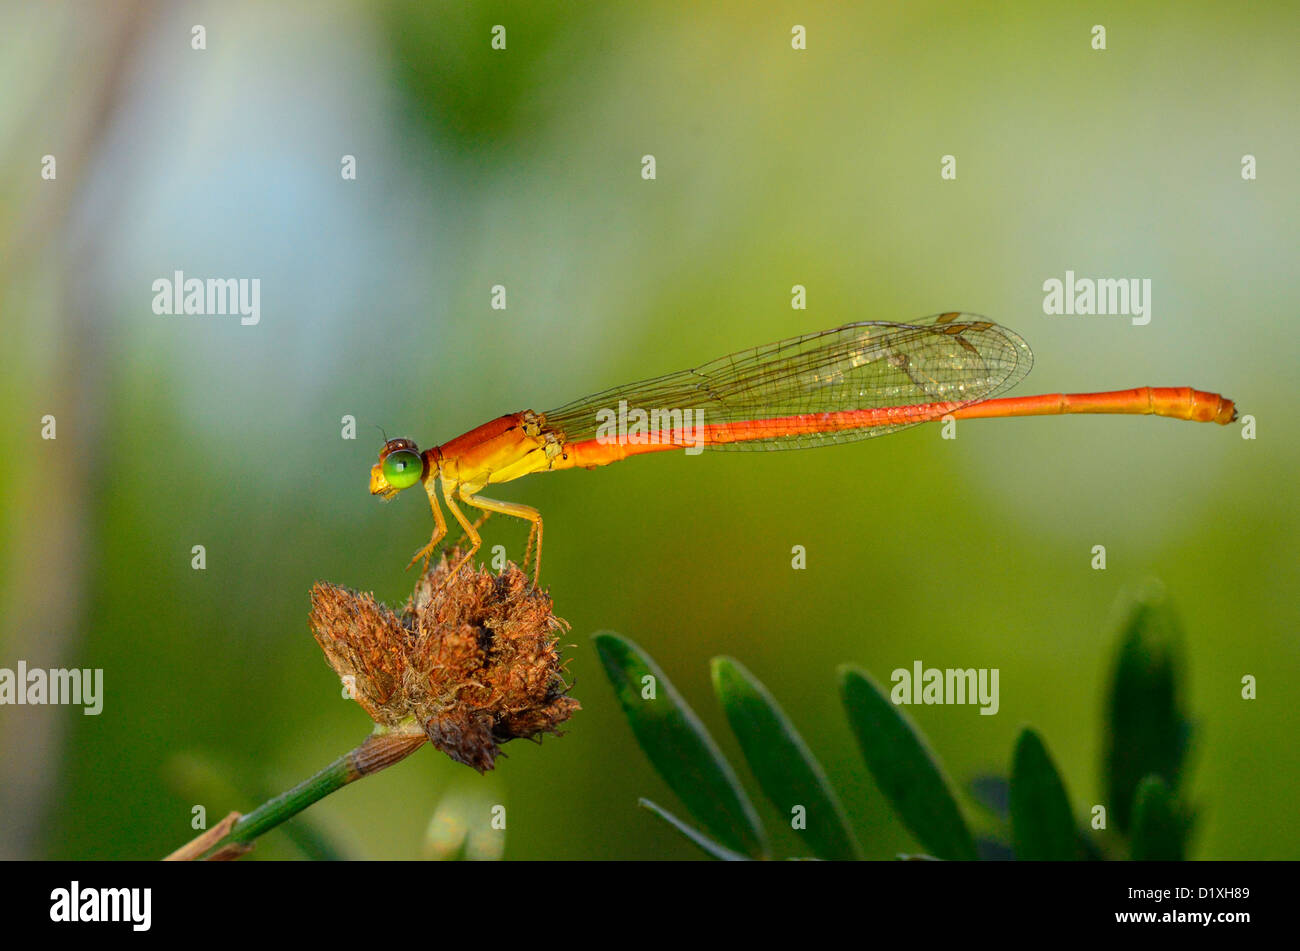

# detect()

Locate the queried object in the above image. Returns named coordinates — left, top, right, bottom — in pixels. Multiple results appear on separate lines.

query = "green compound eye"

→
left=381, top=448, right=422, bottom=489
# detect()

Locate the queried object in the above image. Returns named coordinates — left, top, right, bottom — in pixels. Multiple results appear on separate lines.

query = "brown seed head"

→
left=309, top=550, right=579, bottom=772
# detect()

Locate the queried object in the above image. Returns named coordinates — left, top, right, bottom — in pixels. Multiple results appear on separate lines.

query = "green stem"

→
left=190, top=727, right=427, bottom=858
left=226, top=753, right=358, bottom=846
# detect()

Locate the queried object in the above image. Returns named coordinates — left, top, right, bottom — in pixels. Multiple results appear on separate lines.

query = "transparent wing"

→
left=541, top=313, right=1033, bottom=451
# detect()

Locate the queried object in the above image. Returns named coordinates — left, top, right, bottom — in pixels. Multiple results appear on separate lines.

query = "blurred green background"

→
left=1, top=0, right=1295, bottom=860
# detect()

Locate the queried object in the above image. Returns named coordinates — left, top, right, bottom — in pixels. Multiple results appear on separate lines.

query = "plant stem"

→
left=168, top=728, right=427, bottom=860
left=226, top=753, right=356, bottom=845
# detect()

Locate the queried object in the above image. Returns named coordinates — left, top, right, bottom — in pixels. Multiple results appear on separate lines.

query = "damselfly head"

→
left=370, top=437, right=425, bottom=499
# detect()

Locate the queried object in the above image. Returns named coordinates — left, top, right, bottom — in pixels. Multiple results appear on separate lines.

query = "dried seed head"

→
left=309, top=550, right=579, bottom=772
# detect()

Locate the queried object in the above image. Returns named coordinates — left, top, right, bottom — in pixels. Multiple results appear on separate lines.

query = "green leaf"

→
left=711, top=656, right=862, bottom=860
left=1104, top=583, right=1192, bottom=833
left=593, top=632, right=768, bottom=858
left=975, top=838, right=1015, bottom=861
left=838, top=665, right=977, bottom=861
left=638, top=799, right=749, bottom=861
left=1130, top=775, right=1190, bottom=860
left=423, top=787, right=506, bottom=861
left=969, top=775, right=1010, bottom=819
left=1010, top=727, right=1080, bottom=860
